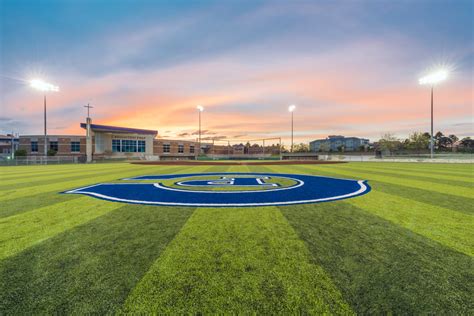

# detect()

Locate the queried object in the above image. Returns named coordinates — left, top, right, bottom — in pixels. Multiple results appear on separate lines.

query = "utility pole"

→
left=11, top=131, right=14, bottom=159
left=196, top=105, right=204, bottom=157
left=288, top=105, right=296, bottom=153
left=430, top=86, right=434, bottom=159
left=44, top=94, right=47, bottom=162
left=84, top=103, right=94, bottom=163
left=291, top=110, right=294, bottom=152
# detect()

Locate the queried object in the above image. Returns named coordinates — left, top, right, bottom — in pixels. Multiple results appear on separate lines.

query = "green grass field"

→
left=0, top=162, right=473, bottom=314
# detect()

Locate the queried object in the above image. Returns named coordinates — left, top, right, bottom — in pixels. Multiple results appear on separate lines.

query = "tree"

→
left=460, top=137, right=474, bottom=149
left=14, top=149, right=27, bottom=157
left=437, top=136, right=452, bottom=149
left=422, top=132, right=431, bottom=139
left=319, top=142, right=330, bottom=152
left=378, top=133, right=401, bottom=154
left=449, top=134, right=459, bottom=149
left=293, top=143, right=310, bottom=153
left=407, top=132, right=430, bottom=153
left=47, top=149, right=57, bottom=156
left=434, top=131, right=451, bottom=149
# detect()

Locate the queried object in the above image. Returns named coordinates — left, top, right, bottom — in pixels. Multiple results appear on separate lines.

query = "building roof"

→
left=310, top=136, right=369, bottom=143
left=80, top=123, right=158, bottom=136
left=0, top=135, right=19, bottom=141
left=19, top=135, right=84, bottom=138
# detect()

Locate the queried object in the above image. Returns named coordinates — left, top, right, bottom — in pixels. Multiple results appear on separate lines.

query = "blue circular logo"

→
left=64, top=173, right=370, bottom=207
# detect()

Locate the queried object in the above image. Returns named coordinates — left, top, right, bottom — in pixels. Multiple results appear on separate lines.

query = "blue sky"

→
left=1, top=0, right=472, bottom=142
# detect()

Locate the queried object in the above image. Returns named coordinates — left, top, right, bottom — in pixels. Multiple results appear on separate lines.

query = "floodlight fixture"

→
left=30, top=79, right=59, bottom=92
left=418, top=70, right=448, bottom=85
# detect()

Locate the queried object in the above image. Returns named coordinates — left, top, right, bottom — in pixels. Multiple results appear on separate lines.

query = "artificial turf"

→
left=0, top=162, right=472, bottom=314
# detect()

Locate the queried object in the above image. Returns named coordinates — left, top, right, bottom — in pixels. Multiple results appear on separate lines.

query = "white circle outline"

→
left=64, top=180, right=368, bottom=207
left=158, top=175, right=304, bottom=194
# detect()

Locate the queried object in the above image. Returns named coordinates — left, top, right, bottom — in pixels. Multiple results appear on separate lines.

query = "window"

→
left=190, top=145, right=195, bottom=154
left=31, top=141, right=38, bottom=152
left=137, top=140, right=146, bottom=153
left=122, top=140, right=137, bottom=152
left=178, top=144, right=184, bottom=153
left=71, top=141, right=80, bottom=152
left=50, top=141, right=58, bottom=152
left=112, top=139, right=121, bottom=152
left=163, top=144, right=170, bottom=153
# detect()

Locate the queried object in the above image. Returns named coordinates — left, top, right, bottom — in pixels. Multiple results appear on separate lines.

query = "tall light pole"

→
left=197, top=105, right=204, bottom=156
left=288, top=105, right=296, bottom=152
left=419, top=70, right=448, bottom=159
left=30, top=79, right=59, bottom=161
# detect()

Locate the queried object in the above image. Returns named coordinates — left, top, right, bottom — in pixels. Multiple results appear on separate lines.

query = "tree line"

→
left=378, top=132, right=473, bottom=154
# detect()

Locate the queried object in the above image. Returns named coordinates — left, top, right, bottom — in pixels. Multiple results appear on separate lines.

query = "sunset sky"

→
left=1, top=0, right=472, bottom=144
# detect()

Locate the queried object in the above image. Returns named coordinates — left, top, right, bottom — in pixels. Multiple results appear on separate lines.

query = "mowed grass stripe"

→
left=284, top=164, right=474, bottom=215
left=0, top=166, right=150, bottom=191
left=347, top=190, right=474, bottom=256
left=305, top=165, right=472, bottom=198
left=0, top=163, right=126, bottom=179
left=0, top=165, right=221, bottom=219
left=0, top=164, right=184, bottom=218
left=0, top=163, right=183, bottom=192
left=336, top=163, right=474, bottom=183
left=0, top=164, right=216, bottom=259
left=360, top=163, right=474, bottom=177
left=0, top=164, right=134, bottom=185
left=371, top=162, right=473, bottom=170
left=279, top=202, right=473, bottom=314
left=0, top=191, right=83, bottom=219
left=340, top=163, right=474, bottom=180
left=122, top=206, right=352, bottom=314
left=262, top=164, right=473, bottom=255
left=0, top=205, right=195, bottom=315
left=333, top=166, right=473, bottom=188
left=0, top=165, right=191, bottom=201
left=0, top=163, right=185, bottom=182
left=0, top=197, right=123, bottom=260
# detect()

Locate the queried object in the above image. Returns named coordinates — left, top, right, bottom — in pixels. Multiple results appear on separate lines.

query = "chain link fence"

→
left=318, top=152, right=473, bottom=163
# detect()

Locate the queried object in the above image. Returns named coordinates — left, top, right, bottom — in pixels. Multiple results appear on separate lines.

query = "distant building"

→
left=310, top=135, right=369, bottom=152
left=18, top=122, right=198, bottom=161
left=0, top=134, right=19, bottom=157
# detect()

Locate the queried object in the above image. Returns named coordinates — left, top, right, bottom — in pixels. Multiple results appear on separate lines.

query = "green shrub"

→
left=47, top=149, right=57, bottom=156
left=14, top=149, right=27, bottom=157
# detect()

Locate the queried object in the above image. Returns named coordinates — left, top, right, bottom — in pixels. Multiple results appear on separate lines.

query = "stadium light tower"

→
left=418, top=69, right=448, bottom=159
left=197, top=105, right=204, bottom=156
left=288, top=105, right=296, bottom=152
left=30, top=79, right=59, bottom=160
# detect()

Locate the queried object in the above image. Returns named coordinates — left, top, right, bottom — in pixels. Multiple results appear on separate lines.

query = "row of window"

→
left=31, top=141, right=81, bottom=153
left=162, top=144, right=194, bottom=153
left=29, top=141, right=196, bottom=154
left=112, top=139, right=146, bottom=153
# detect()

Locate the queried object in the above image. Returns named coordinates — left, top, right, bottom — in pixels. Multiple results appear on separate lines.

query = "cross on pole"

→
left=84, top=103, right=93, bottom=118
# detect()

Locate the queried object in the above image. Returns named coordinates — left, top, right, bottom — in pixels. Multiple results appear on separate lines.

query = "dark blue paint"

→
left=65, top=173, right=370, bottom=207
left=179, top=176, right=277, bottom=187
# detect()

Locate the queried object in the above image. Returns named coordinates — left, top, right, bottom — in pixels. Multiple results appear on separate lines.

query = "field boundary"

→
left=131, top=160, right=346, bottom=166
